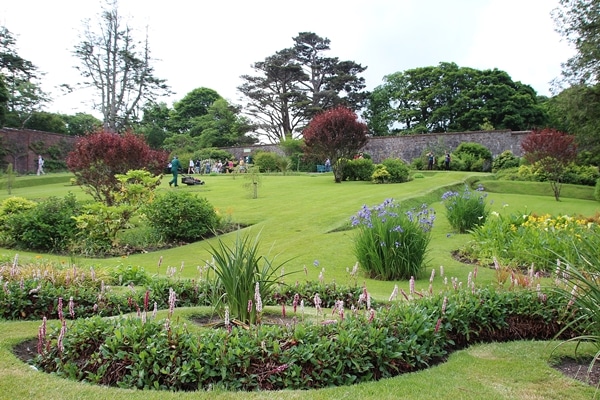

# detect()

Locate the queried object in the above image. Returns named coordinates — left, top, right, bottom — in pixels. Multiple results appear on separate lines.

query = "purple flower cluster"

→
left=351, top=199, right=435, bottom=233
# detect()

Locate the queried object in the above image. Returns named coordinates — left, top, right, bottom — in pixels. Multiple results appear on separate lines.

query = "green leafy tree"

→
left=0, top=26, right=48, bottom=128
left=192, top=98, right=256, bottom=147
left=168, top=87, right=221, bottom=134
left=553, top=0, right=600, bottom=85
left=137, top=102, right=171, bottom=148
left=303, top=106, right=368, bottom=183
left=70, top=0, right=171, bottom=132
left=0, top=76, right=8, bottom=126
left=521, top=128, right=577, bottom=201
left=66, top=129, right=168, bottom=205
left=550, top=1, right=600, bottom=165
left=239, top=32, right=368, bottom=143
left=61, top=112, right=103, bottom=136
left=238, top=48, right=308, bottom=143
left=22, top=111, right=67, bottom=133
left=366, top=62, right=547, bottom=135
left=292, top=32, right=368, bottom=116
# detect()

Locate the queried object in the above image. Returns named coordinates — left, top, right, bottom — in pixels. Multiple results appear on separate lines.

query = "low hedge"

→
left=32, top=287, right=581, bottom=391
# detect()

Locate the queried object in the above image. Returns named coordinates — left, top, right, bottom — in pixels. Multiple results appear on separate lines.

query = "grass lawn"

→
left=0, top=171, right=599, bottom=399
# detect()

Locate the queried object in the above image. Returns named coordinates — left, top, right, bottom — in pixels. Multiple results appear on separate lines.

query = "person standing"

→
left=188, top=159, right=195, bottom=174
left=427, top=152, right=435, bottom=170
left=325, top=158, right=331, bottom=172
left=169, top=156, right=181, bottom=187
left=444, top=152, right=451, bottom=170
left=37, top=155, right=45, bottom=175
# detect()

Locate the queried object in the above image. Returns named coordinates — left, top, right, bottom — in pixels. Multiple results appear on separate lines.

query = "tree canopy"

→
left=521, top=128, right=577, bottom=201
left=303, top=106, right=368, bottom=183
left=66, top=130, right=168, bottom=205
left=238, top=32, right=368, bottom=143
left=0, top=26, right=48, bottom=128
left=550, top=0, right=600, bottom=165
left=70, top=0, right=171, bottom=132
left=553, top=0, right=600, bottom=85
left=366, top=62, right=548, bottom=135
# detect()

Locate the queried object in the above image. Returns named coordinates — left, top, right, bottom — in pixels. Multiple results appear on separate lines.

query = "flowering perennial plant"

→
left=351, top=199, right=435, bottom=280
left=441, top=184, right=490, bottom=233
left=467, top=211, right=600, bottom=272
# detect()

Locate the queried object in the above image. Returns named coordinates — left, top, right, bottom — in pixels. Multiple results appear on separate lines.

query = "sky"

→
left=1, top=0, right=574, bottom=118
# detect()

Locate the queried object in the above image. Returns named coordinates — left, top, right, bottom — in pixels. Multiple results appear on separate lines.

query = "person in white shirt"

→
left=37, top=155, right=45, bottom=175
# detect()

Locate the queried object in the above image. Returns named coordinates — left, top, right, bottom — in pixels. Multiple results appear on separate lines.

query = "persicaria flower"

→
left=168, top=288, right=176, bottom=317
left=293, top=293, right=300, bottom=313
left=389, top=285, right=398, bottom=301
left=57, top=319, right=67, bottom=353
left=409, top=276, right=415, bottom=294
left=368, top=308, right=375, bottom=322
left=37, top=317, right=47, bottom=354
left=313, top=293, right=322, bottom=315
left=144, top=290, right=150, bottom=312
left=430, top=269, right=435, bottom=283
left=254, top=282, right=263, bottom=313
left=68, top=296, right=75, bottom=319
left=224, top=306, right=230, bottom=332
left=57, top=297, right=64, bottom=321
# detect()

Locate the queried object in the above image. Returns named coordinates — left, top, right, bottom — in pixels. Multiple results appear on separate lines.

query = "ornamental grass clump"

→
left=441, top=184, right=490, bottom=233
left=351, top=199, right=435, bottom=280
left=208, top=232, right=294, bottom=325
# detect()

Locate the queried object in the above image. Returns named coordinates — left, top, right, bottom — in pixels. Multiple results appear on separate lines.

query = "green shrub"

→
left=71, top=202, right=135, bottom=257
left=5, top=193, right=81, bottom=252
left=0, top=196, right=37, bottom=246
left=351, top=199, right=435, bottom=280
left=110, top=264, right=152, bottom=286
left=410, top=157, right=425, bottom=170
left=144, top=191, right=218, bottom=242
left=453, top=142, right=492, bottom=172
left=441, top=185, right=490, bottom=234
left=343, top=158, right=375, bottom=181
left=492, top=150, right=520, bottom=171
left=562, top=163, right=600, bottom=186
left=371, top=165, right=391, bottom=183
left=381, top=158, right=411, bottom=183
left=253, top=151, right=288, bottom=173
left=595, top=178, right=600, bottom=201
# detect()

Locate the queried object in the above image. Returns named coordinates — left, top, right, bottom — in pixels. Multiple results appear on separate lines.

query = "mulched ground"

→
left=552, top=358, right=600, bottom=387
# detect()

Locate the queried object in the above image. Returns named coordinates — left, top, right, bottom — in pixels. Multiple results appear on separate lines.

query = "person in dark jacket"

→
left=169, top=156, right=182, bottom=187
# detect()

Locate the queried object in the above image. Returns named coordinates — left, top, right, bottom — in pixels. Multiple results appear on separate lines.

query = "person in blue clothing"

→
left=169, top=156, right=182, bottom=187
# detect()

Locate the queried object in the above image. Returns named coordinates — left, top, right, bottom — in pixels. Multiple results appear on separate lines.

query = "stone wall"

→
left=221, top=130, right=530, bottom=164
left=0, top=128, right=530, bottom=174
left=0, top=128, right=78, bottom=173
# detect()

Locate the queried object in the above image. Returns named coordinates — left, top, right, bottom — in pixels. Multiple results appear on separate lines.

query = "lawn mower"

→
left=180, top=173, right=205, bottom=186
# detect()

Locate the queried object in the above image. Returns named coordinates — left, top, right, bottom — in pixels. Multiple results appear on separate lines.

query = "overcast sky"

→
left=1, top=0, right=573, bottom=118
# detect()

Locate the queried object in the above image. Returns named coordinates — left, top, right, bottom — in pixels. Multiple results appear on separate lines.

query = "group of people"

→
left=427, top=151, right=452, bottom=170
left=167, top=156, right=250, bottom=187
